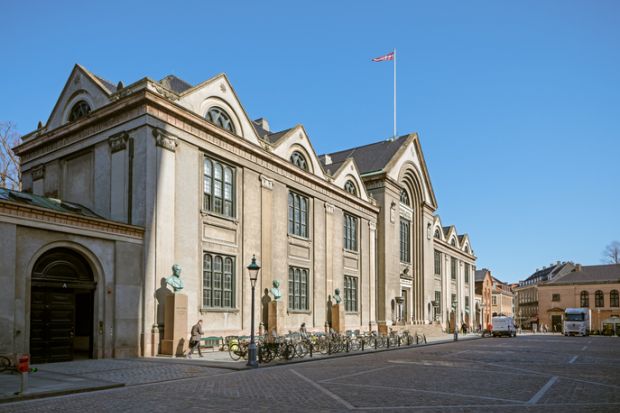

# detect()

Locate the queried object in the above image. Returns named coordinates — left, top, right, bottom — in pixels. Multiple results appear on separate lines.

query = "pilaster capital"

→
left=368, top=221, right=377, bottom=231
left=108, top=131, right=129, bottom=153
left=32, top=165, right=45, bottom=181
left=325, top=203, right=335, bottom=214
left=153, top=128, right=178, bottom=152
left=260, top=175, right=273, bottom=190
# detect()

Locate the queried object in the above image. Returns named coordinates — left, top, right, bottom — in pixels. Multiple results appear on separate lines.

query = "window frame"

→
left=205, top=106, right=235, bottom=133
left=434, top=250, right=441, bottom=276
left=595, top=290, right=604, bottom=307
left=288, top=191, right=309, bottom=238
left=203, top=252, right=235, bottom=310
left=552, top=293, right=561, bottom=302
left=68, top=100, right=91, bottom=122
left=288, top=266, right=309, bottom=311
left=343, top=213, right=358, bottom=252
left=290, top=151, right=309, bottom=171
left=451, top=257, right=457, bottom=280
left=399, top=218, right=411, bottom=263
left=344, top=180, right=357, bottom=196
left=580, top=291, right=589, bottom=307
left=344, top=275, right=358, bottom=312
left=610, top=290, right=619, bottom=307
left=203, top=155, right=235, bottom=218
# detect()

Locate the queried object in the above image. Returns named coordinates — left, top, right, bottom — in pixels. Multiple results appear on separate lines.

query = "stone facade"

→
left=6, top=64, right=477, bottom=360
left=475, top=269, right=493, bottom=329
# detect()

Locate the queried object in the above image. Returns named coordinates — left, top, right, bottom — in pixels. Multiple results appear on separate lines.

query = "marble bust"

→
left=333, top=288, right=342, bottom=304
left=270, top=280, right=282, bottom=301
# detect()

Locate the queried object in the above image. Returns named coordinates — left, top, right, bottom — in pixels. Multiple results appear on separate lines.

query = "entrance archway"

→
left=30, top=247, right=96, bottom=363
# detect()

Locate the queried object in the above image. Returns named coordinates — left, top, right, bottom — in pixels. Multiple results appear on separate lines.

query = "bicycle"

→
left=0, top=355, right=12, bottom=373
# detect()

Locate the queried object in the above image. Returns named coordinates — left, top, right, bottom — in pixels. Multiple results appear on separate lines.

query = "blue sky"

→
left=2, top=1, right=619, bottom=282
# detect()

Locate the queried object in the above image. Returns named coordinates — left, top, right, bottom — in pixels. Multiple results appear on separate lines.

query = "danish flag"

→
left=372, top=51, right=395, bottom=62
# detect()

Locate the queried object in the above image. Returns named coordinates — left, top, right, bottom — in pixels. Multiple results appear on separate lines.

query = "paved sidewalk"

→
left=0, top=333, right=479, bottom=403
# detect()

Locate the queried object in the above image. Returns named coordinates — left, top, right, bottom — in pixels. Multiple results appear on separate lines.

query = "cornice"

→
left=0, top=200, right=144, bottom=240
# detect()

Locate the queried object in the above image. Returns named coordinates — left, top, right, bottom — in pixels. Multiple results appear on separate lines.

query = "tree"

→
left=0, top=121, right=21, bottom=190
left=603, top=241, right=620, bottom=264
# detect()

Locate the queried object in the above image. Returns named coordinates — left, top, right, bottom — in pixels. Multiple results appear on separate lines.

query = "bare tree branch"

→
left=603, top=241, right=620, bottom=264
left=0, top=121, right=22, bottom=190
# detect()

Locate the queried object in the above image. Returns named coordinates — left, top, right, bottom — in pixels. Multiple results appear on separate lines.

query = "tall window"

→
left=288, top=192, right=309, bottom=237
left=290, top=151, right=308, bottom=171
left=206, top=107, right=235, bottom=133
left=595, top=290, right=604, bottom=307
left=434, top=291, right=441, bottom=320
left=611, top=290, right=619, bottom=307
left=344, top=275, right=358, bottom=312
left=344, top=180, right=357, bottom=196
left=464, top=263, right=470, bottom=284
left=203, top=253, right=234, bottom=308
left=204, top=157, right=234, bottom=217
left=288, top=266, right=309, bottom=311
left=552, top=294, right=560, bottom=302
left=344, top=213, right=358, bottom=251
left=451, top=257, right=457, bottom=280
left=434, top=250, right=441, bottom=276
left=580, top=291, right=589, bottom=307
left=400, top=189, right=410, bottom=206
left=451, top=294, right=457, bottom=308
left=492, top=295, right=497, bottom=306
left=465, top=296, right=470, bottom=310
left=68, top=100, right=91, bottom=122
left=400, top=219, right=410, bottom=263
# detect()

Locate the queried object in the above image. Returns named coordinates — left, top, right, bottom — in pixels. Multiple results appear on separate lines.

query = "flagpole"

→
left=393, top=48, right=397, bottom=139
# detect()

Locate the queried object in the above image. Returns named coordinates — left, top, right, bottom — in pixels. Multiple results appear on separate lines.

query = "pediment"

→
left=329, top=158, right=370, bottom=202
left=176, top=74, right=260, bottom=145
left=270, top=125, right=326, bottom=180
left=46, top=64, right=114, bottom=131
left=385, top=134, right=437, bottom=209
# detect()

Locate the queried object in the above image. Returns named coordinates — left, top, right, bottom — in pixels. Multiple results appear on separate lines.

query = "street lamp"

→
left=247, top=255, right=260, bottom=368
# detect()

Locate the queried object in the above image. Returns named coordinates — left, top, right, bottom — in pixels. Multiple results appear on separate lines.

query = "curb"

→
left=0, top=382, right=124, bottom=404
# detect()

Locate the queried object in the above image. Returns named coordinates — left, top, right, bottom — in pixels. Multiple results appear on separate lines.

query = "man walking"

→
left=187, top=319, right=204, bottom=358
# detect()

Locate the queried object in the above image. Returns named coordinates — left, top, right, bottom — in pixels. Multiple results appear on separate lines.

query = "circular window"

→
left=68, top=100, right=91, bottom=122
left=290, top=151, right=308, bottom=171
left=206, top=107, right=235, bottom=133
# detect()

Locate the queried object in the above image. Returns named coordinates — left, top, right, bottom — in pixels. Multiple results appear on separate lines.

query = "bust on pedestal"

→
left=267, top=280, right=286, bottom=338
left=331, top=288, right=346, bottom=334
left=161, top=264, right=189, bottom=356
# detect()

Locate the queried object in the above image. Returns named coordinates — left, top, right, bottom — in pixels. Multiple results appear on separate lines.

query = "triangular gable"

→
left=329, top=157, right=370, bottom=202
left=176, top=73, right=260, bottom=145
left=269, top=125, right=326, bottom=180
left=444, top=226, right=459, bottom=247
left=459, top=234, right=472, bottom=254
left=432, top=216, right=445, bottom=241
left=46, top=64, right=113, bottom=131
left=384, top=134, right=438, bottom=209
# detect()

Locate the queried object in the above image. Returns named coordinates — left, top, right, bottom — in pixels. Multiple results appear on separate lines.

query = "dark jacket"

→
left=191, top=323, right=204, bottom=342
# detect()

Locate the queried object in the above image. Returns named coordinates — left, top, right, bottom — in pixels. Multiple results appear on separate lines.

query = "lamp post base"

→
left=246, top=342, right=258, bottom=368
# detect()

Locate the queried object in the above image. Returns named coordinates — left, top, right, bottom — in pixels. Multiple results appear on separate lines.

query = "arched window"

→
left=290, top=151, right=308, bottom=171
left=595, top=290, right=604, bottom=307
left=68, top=100, right=91, bottom=122
left=580, top=291, right=589, bottom=307
left=399, top=189, right=410, bottom=206
left=611, top=290, right=619, bottom=307
left=205, top=107, right=235, bottom=133
left=451, top=238, right=456, bottom=246
left=344, top=180, right=357, bottom=196
left=434, top=228, right=441, bottom=239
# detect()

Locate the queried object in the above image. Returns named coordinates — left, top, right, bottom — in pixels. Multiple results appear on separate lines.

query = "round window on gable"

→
left=290, top=151, right=308, bottom=171
left=206, top=107, right=235, bottom=133
left=344, top=180, right=357, bottom=196
left=68, top=100, right=91, bottom=122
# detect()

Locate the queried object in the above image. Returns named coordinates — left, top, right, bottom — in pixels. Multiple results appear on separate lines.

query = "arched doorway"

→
left=30, top=247, right=96, bottom=363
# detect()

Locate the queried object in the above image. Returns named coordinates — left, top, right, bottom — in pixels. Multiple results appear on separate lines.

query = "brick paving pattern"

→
left=2, top=335, right=620, bottom=412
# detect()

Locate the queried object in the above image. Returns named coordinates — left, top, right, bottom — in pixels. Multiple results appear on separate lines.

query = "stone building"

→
left=538, top=264, right=620, bottom=333
left=490, top=276, right=514, bottom=317
left=2, top=64, right=476, bottom=362
left=513, top=262, right=574, bottom=329
left=475, top=268, right=493, bottom=329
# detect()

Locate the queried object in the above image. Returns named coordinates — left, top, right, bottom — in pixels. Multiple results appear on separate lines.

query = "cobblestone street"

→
left=3, top=335, right=620, bottom=412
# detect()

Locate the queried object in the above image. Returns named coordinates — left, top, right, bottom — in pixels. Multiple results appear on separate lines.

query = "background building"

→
left=491, top=276, right=514, bottom=317
left=475, top=269, right=493, bottom=329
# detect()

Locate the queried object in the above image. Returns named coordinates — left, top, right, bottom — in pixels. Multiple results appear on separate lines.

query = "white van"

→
left=492, top=316, right=517, bottom=337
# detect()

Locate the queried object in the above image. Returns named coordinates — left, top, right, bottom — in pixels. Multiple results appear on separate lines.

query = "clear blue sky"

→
left=2, top=1, right=619, bottom=283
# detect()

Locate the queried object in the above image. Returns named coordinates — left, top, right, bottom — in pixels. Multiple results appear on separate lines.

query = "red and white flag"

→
left=372, top=51, right=395, bottom=62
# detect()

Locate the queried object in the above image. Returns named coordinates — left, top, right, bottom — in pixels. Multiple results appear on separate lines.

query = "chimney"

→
left=323, top=154, right=333, bottom=165
left=254, top=118, right=270, bottom=133
left=575, top=264, right=582, bottom=272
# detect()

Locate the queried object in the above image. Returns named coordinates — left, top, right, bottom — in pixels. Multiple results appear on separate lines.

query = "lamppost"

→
left=247, top=255, right=260, bottom=368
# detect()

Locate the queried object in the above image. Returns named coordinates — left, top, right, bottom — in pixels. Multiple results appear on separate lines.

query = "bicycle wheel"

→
left=0, top=356, right=11, bottom=373
left=228, top=341, right=241, bottom=361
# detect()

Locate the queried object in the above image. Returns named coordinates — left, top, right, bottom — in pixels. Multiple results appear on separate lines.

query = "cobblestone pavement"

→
left=3, top=335, right=620, bottom=412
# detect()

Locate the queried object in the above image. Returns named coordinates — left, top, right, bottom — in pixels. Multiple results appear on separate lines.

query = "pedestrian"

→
left=187, top=319, right=204, bottom=358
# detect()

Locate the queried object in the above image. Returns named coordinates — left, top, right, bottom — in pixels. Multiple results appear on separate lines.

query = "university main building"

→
left=1, top=65, right=476, bottom=362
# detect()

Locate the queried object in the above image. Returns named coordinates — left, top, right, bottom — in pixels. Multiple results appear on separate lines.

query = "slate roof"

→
left=94, top=75, right=117, bottom=94
left=262, top=128, right=293, bottom=145
left=546, top=264, right=620, bottom=285
left=442, top=226, right=452, bottom=236
left=159, top=75, right=193, bottom=94
left=0, top=188, right=102, bottom=219
left=475, top=269, right=489, bottom=282
left=319, top=135, right=409, bottom=175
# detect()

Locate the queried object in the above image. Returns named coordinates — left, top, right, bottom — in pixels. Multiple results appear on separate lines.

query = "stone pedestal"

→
left=267, top=300, right=286, bottom=337
left=377, top=322, right=389, bottom=336
left=161, top=293, right=188, bottom=356
left=331, top=303, right=345, bottom=334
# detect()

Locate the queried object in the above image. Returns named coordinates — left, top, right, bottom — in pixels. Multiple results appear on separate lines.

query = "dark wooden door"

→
left=30, top=288, right=75, bottom=364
